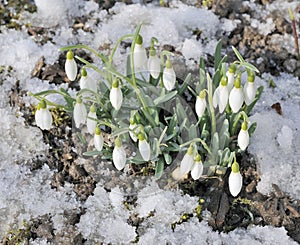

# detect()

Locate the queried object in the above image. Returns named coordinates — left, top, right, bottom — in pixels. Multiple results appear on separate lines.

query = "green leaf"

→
left=164, top=153, right=172, bottom=165
left=83, top=150, right=101, bottom=156
left=214, top=40, right=222, bottom=72
left=232, top=46, right=245, bottom=63
left=244, top=85, right=264, bottom=115
left=248, top=122, right=257, bottom=136
left=211, top=132, right=219, bottom=157
left=242, top=62, right=260, bottom=74
left=178, top=73, right=191, bottom=95
left=219, top=119, right=230, bottom=150
left=188, top=124, right=198, bottom=140
left=110, top=127, right=129, bottom=138
left=154, top=91, right=178, bottom=106
left=155, top=158, right=165, bottom=179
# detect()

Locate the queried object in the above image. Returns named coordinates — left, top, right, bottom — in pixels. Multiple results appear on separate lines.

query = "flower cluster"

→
left=31, top=24, right=262, bottom=198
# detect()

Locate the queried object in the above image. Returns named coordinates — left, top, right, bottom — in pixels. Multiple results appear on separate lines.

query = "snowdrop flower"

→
left=87, top=104, right=97, bottom=134
left=110, top=78, right=123, bottom=110
left=214, top=76, right=229, bottom=113
left=163, top=59, right=176, bottom=91
left=195, top=90, right=206, bottom=119
left=229, top=161, right=243, bottom=197
left=226, top=63, right=236, bottom=91
left=79, top=67, right=97, bottom=92
left=148, top=46, right=161, bottom=79
left=229, top=75, right=244, bottom=113
left=138, top=133, right=151, bottom=161
left=133, top=34, right=147, bottom=72
left=112, top=137, right=126, bottom=170
left=73, top=97, right=87, bottom=128
left=35, top=100, right=53, bottom=130
left=65, top=50, right=77, bottom=81
left=238, top=121, right=249, bottom=151
left=191, top=154, right=203, bottom=180
left=129, top=117, right=138, bottom=142
left=180, top=144, right=195, bottom=175
left=244, top=71, right=257, bottom=105
left=94, top=126, right=104, bottom=151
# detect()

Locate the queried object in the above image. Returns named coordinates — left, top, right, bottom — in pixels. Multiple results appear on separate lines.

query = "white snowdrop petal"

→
left=226, top=71, right=235, bottom=91
left=110, top=87, right=123, bottom=110
left=191, top=162, right=203, bottom=180
left=133, top=44, right=147, bottom=71
left=163, top=67, right=176, bottom=91
left=218, top=85, right=229, bottom=113
left=213, top=86, right=219, bottom=108
left=238, top=129, right=249, bottom=151
left=180, top=154, right=194, bottom=175
left=244, top=82, right=257, bottom=105
left=41, top=108, right=53, bottom=130
left=129, top=124, right=137, bottom=142
left=87, top=111, right=97, bottom=134
left=74, top=103, right=87, bottom=128
left=80, top=76, right=97, bottom=92
left=229, top=87, right=244, bottom=113
left=148, top=55, right=161, bottom=79
left=195, top=97, right=206, bottom=118
left=94, top=134, right=104, bottom=151
left=65, top=59, right=77, bottom=81
left=112, top=146, right=126, bottom=170
left=139, top=139, right=151, bottom=161
left=35, top=109, right=42, bottom=128
left=229, top=171, right=243, bottom=197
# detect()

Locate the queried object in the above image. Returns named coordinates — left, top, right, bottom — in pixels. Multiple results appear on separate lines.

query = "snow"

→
left=0, top=0, right=299, bottom=244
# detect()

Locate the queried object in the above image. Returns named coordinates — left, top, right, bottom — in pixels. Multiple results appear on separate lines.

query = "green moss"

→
left=3, top=221, right=31, bottom=245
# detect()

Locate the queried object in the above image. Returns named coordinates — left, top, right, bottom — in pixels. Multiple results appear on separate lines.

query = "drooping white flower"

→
left=133, top=35, right=147, bottom=72
left=213, top=86, right=220, bottom=108
left=244, top=72, right=257, bottom=105
left=73, top=97, right=87, bottom=128
left=79, top=67, right=97, bottom=92
left=129, top=118, right=138, bottom=142
left=195, top=90, right=206, bottom=119
left=180, top=145, right=194, bottom=175
left=65, top=50, right=77, bottom=81
left=112, top=137, right=126, bottom=170
left=229, top=161, right=243, bottom=197
left=191, top=154, right=203, bottom=180
left=148, top=47, right=161, bottom=79
left=229, top=76, right=244, bottom=113
left=138, top=133, right=151, bottom=161
left=110, top=78, right=123, bottom=110
left=94, top=126, right=104, bottom=151
left=35, top=100, right=53, bottom=130
left=87, top=105, right=97, bottom=134
left=163, top=59, right=176, bottom=91
left=226, top=63, right=236, bottom=91
left=238, top=121, right=249, bottom=151
left=217, top=76, right=229, bottom=113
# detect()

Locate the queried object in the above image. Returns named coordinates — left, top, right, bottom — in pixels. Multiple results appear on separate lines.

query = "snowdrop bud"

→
left=163, top=59, right=176, bottom=91
left=87, top=105, right=97, bottom=134
left=218, top=76, right=229, bottom=113
left=229, top=161, right=243, bottom=197
left=79, top=67, right=97, bottom=92
left=65, top=50, right=77, bottom=81
left=110, top=78, right=123, bottom=110
left=226, top=63, right=236, bottom=90
left=244, top=72, right=257, bottom=106
left=180, top=144, right=194, bottom=175
left=129, top=118, right=138, bottom=142
left=73, top=97, right=87, bottom=128
left=133, top=35, right=147, bottom=71
left=148, top=47, right=161, bottom=79
left=138, top=133, right=151, bottom=161
left=238, top=121, right=249, bottom=151
left=195, top=90, right=206, bottom=119
left=112, top=137, right=126, bottom=170
left=191, top=154, right=203, bottom=180
left=229, top=76, right=244, bottom=113
left=35, top=100, right=53, bottom=130
left=94, top=126, right=104, bottom=151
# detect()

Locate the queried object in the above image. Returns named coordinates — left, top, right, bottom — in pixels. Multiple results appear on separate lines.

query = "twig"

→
left=289, top=8, right=299, bottom=59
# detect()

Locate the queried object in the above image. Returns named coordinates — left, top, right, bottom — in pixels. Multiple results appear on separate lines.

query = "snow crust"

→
left=0, top=0, right=299, bottom=244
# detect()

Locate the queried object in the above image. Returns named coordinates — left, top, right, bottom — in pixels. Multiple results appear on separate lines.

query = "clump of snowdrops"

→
left=30, top=24, right=262, bottom=197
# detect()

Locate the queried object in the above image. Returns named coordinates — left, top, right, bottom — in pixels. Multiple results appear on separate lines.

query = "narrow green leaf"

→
left=248, top=122, right=257, bottom=136
left=214, top=40, right=222, bottom=72
left=155, top=158, right=165, bottom=179
left=154, top=91, right=178, bottom=106
left=232, top=46, right=245, bottom=63
left=211, top=132, right=219, bottom=156
left=110, top=127, right=129, bottom=138
left=244, top=85, right=264, bottom=115
left=242, top=62, right=260, bottom=74
left=178, top=73, right=191, bottom=95
left=163, top=153, right=172, bottom=165
left=83, top=150, right=101, bottom=156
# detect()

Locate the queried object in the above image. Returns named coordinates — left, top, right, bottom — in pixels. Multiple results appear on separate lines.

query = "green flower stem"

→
left=180, top=138, right=212, bottom=156
left=231, top=111, right=248, bottom=135
left=108, top=34, right=134, bottom=65
left=59, top=44, right=108, bottom=63
left=206, top=73, right=216, bottom=137
left=75, top=56, right=106, bottom=78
